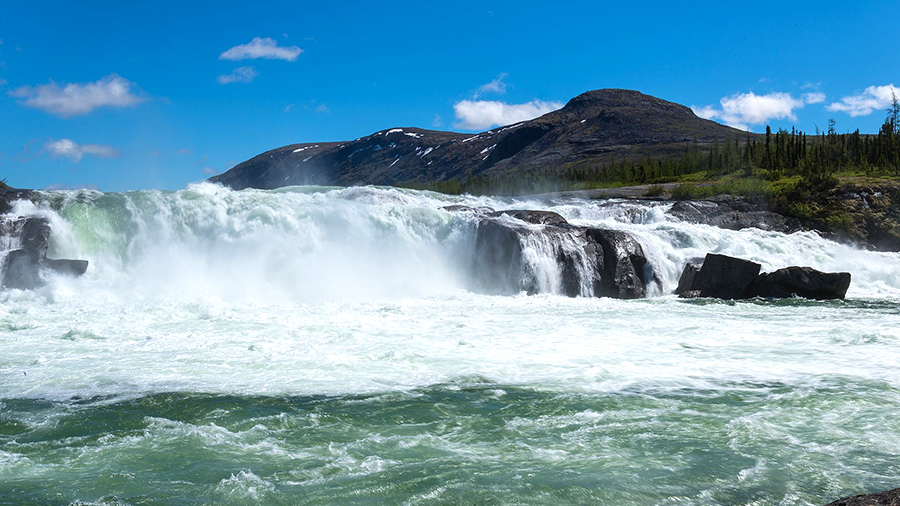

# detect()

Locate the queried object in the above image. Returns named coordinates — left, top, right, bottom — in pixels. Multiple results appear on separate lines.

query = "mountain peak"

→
left=210, top=89, right=743, bottom=191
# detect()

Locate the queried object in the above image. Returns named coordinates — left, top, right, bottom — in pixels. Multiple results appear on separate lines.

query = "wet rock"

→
left=442, top=204, right=495, bottom=214
left=748, top=266, right=851, bottom=299
left=470, top=209, right=647, bottom=298
left=668, top=195, right=800, bottom=233
left=489, top=209, right=568, bottom=225
left=675, top=254, right=852, bottom=300
left=1, top=249, right=43, bottom=290
left=674, top=262, right=702, bottom=296
left=1, top=215, right=89, bottom=290
left=823, top=487, right=900, bottom=506
left=587, top=228, right=647, bottom=299
left=691, top=253, right=761, bottom=299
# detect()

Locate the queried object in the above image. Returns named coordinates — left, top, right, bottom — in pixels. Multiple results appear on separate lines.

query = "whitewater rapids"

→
left=1, top=183, right=899, bottom=505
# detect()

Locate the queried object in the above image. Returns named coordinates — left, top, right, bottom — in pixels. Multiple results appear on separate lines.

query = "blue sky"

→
left=1, top=1, right=898, bottom=191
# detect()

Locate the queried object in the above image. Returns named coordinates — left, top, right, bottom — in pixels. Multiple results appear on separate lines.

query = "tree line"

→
left=399, top=96, right=900, bottom=196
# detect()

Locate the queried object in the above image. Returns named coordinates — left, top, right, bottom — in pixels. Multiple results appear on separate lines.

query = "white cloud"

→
left=802, top=92, right=826, bottom=104
left=45, top=138, right=119, bottom=162
left=476, top=73, right=508, bottom=97
left=219, top=37, right=303, bottom=61
left=826, top=84, right=900, bottom=117
left=692, top=91, right=822, bottom=130
left=432, top=114, right=443, bottom=128
left=453, top=99, right=563, bottom=130
left=201, top=166, right=218, bottom=175
left=315, top=103, right=329, bottom=113
left=9, top=74, right=145, bottom=117
left=217, top=66, right=258, bottom=84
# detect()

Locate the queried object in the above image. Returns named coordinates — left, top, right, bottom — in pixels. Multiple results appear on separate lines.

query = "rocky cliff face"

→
left=209, top=89, right=745, bottom=191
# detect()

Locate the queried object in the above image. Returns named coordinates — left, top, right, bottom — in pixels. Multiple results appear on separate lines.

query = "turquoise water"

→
left=2, top=185, right=900, bottom=505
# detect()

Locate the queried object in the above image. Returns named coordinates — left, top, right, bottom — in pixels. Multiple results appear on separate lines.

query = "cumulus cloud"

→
left=219, top=37, right=303, bottom=61
left=9, top=74, right=145, bottom=117
left=217, top=66, right=258, bottom=84
left=45, top=138, right=119, bottom=162
left=826, top=84, right=900, bottom=117
left=476, top=73, right=508, bottom=97
left=692, top=91, right=823, bottom=130
left=453, top=99, right=563, bottom=130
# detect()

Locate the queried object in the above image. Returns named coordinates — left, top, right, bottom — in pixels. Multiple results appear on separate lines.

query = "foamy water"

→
left=1, top=184, right=898, bottom=504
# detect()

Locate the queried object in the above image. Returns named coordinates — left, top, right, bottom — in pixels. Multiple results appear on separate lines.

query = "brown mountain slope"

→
left=209, top=89, right=745, bottom=190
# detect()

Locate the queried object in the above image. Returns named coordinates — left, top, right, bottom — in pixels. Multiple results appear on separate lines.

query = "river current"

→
left=1, top=184, right=899, bottom=505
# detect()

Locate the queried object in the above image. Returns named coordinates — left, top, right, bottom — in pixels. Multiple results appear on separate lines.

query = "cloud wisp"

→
left=220, top=37, right=303, bottom=61
left=453, top=99, right=563, bottom=130
left=45, top=138, right=119, bottom=162
left=827, top=84, right=900, bottom=117
left=475, top=73, right=508, bottom=97
left=9, top=74, right=145, bottom=117
left=217, top=66, right=259, bottom=84
left=692, top=91, right=824, bottom=130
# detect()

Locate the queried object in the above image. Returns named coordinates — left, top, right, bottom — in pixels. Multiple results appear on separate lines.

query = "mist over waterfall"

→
left=3, top=184, right=900, bottom=505
left=8, top=183, right=899, bottom=302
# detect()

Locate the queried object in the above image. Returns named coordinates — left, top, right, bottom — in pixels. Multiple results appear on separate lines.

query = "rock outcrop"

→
left=1, top=216, right=89, bottom=290
left=453, top=206, right=652, bottom=298
left=675, top=253, right=850, bottom=300
left=667, top=195, right=801, bottom=233
left=824, top=488, right=900, bottom=506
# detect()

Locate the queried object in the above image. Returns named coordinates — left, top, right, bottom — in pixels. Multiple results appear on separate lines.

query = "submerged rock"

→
left=823, top=488, right=900, bottom=506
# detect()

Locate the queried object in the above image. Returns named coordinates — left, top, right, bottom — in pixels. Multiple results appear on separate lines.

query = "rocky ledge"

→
left=675, top=253, right=850, bottom=300
left=446, top=206, right=655, bottom=298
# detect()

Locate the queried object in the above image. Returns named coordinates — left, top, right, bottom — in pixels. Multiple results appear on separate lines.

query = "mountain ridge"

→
left=209, top=89, right=746, bottom=190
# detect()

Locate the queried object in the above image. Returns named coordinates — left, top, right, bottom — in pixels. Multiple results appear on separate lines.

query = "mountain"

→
left=208, top=89, right=746, bottom=190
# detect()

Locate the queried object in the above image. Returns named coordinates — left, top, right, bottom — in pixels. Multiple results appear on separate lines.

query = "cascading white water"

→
left=4, top=183, right=899, bottom=301
left=3, top=184, right=900, bottom=504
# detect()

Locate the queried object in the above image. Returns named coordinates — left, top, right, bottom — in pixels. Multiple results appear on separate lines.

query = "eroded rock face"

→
left=675, top=254, right=851, bottom=300
left=1, top=216, right=89, bottom=290
left=462, top=207, right=650, bottom=298
left=587, top=228, right=647, bottom=299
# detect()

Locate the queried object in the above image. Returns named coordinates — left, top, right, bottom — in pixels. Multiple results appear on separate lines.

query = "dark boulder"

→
left=690, top=253, right=761, bottom=299
left=587, top=228, right=647, bottom=299
left=2, top=249, right=43, bottom=290
left=674, top=262, right=702, bottom=296
left=1, top=215, right=89, bottom=290
left=45, top=258, right=90, bottom=277
left=675, top=254, right=853, bottom=300
left=824, top=487, right=900, bottom=506
left=748, top=266, right=851, bottom=299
